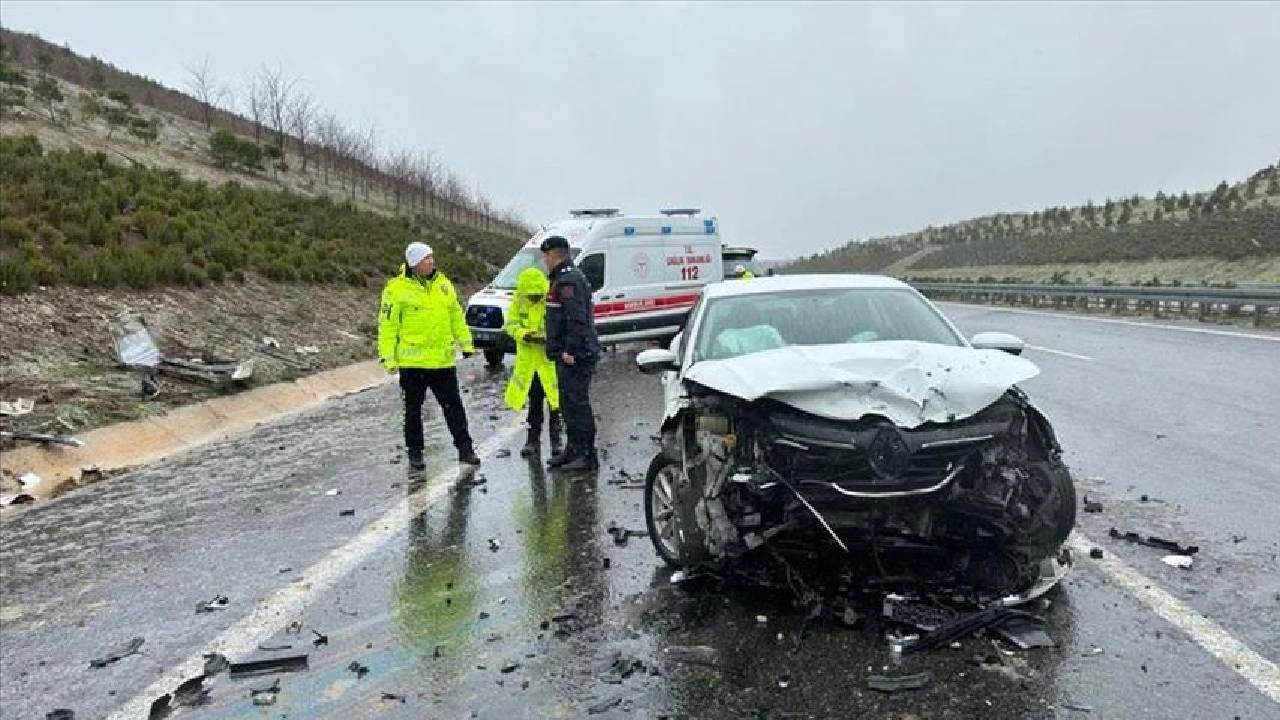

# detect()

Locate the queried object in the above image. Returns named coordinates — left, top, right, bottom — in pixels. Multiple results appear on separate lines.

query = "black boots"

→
left=519, top=428, right=539, bottom=458
left=407, top=450, right=426, bottom=471
left=458, top=447, right=481, bottom=466
left=548, top=444, right=598, bottom=471
left=549, top=411, right=564, bottom=457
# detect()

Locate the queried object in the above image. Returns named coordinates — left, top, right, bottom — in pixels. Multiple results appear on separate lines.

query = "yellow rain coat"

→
left=377, top=264, right=474, bottom=370
left=504, top=267, right=560, bottom=411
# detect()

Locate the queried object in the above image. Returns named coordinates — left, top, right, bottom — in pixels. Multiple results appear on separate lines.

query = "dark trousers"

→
left=556, top=360, right=596, bottom=451
left=399, top=368, right=473, bottom=455
left=527, top=374, right=546, bottom=431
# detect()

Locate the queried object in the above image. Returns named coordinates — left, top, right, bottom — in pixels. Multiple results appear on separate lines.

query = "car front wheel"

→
left=644, top=454, right=686, bottom=567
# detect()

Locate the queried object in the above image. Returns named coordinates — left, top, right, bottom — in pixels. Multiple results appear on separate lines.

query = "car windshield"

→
left=693, top=287, right=963, bottom=362
left=491, top=247, right=580, bottom=289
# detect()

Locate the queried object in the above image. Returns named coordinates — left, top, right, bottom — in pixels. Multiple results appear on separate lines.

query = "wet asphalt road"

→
left=2, top=304, right=1278, bottom=719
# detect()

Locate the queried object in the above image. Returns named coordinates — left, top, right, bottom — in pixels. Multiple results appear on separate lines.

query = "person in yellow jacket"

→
left=503, top=267, right=563, bottom=458
left=733, top=264, right=755, bottom=279
left=379, top=241, right=481, bottom=470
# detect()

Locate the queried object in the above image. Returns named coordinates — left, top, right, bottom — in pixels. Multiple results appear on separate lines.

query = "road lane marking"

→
left=940, top=302, right=1280, bottom=343
left=1025, top=344, right=1095, bottom=362
left=106, top=420, right=525, bottom=720
left=1068, top=531, right=1280, bottom=704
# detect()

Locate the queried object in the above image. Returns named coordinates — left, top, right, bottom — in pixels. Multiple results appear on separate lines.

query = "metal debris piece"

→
left=339, top=509, right=355, bottom=517
left=347, top=661, right=370, bottom=679
left=607, top=522, right=649, bottom=546
left=195, top=595, right=229, bottom=614
left=1064, top=703, right=1094, bottom=713
left=1082, top=495, right=1104, bottom=513
left=45, top=711, right=74, bottom=720
left=228, top=654, right=309, bottom=678
left=0, top=398, right=35, bottom=416
left=1161, top=555, right=1194, bottom=570
left=113, top=312, right=162, bottom=368
left=1090, top=548, right=1104, bottom=559
left=496, top=449, right=512, bottom=458
left=867, top=672, right=933, bottom=693
left=381, top=692, right=407, bottom=703
left=993, top=616, right=1056, bottom=649
left=1, top=430, right=85, bottom=448
left=90, top=637, right=145, bottom=668
left=312, top=630, right=329, bottom=647
left=903, top=607, right=1023, bottom=654
left=257, top=643, right=293, bottom=652
left=501, top=662, right=521, bottom=674
left=662, top=645, right=719, bottom=668
left=488, top=538, right=501, bottom=552
left=883, top=594, right=960, bottom=631
left=1109, top=527, right=1199, bottom=555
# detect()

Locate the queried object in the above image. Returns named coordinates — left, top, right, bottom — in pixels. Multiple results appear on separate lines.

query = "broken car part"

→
left=1109, top=527, right=1199, bottom=555
left=1161, top=555, right=1194, bottom=570
left=90, top=637, right=145, bottom=668
left=228, top=654, right=309, bottom=678
left=1, top=430, right=85, bottom=448
left=250, top=679, right=280, bottom=706
left=993, top=615, right=1056, bottom=649
left=867, top=671, right=933, bottom=693
left=195, top=594, right=229, bottom=614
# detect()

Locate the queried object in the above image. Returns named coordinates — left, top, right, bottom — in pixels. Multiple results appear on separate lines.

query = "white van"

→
left=465, top=209, right=752, bottom=367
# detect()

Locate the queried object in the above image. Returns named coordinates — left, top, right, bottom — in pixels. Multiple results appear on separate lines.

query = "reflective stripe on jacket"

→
left=377, top=264, right=473, bottom=370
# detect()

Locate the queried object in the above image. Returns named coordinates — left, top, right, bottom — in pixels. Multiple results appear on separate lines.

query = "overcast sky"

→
left=4, top=2, right=1278, bottom=259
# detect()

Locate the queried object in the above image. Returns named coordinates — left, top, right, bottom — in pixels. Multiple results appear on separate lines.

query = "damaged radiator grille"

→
left=765, top=404, right=1016, bottom=494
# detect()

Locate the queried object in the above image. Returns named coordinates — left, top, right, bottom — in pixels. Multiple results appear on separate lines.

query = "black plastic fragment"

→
left=867, top=671, right=933, bottom=692
left=348, top=661, right=370, bottom=679
left=1109, top=527, right=1199, bottom=555
left=45, top=711, right=75, bottom=720
left=312, top=630, right=329, bottom=647
left=228, top=655, right=309, bottom=678
left=903, top=607, right=1021, bottom=654
left=173, top=676, right=210, bottom=707
left=195, top=595, right=229, bottom=614
left=147, top=694, right=172, bottom=720
left=90, top=637, right=145, bottom=669
left=993, top=615, right=1056, bottom=649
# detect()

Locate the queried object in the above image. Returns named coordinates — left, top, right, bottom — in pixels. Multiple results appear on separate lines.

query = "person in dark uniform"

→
left=540, top=236, right=600, bottom=471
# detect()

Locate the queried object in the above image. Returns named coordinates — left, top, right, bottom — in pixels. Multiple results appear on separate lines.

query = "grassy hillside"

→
left=0, top=135, right=518, bottom=294
left=788, top=164, right=1280, bottom=283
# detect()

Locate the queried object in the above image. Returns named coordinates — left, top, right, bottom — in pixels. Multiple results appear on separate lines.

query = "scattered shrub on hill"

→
left=0, top=135, right=522, bottom=294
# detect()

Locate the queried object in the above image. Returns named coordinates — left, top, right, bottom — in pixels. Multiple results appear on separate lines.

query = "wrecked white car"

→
left=635, top=275, right=1075, bottom=601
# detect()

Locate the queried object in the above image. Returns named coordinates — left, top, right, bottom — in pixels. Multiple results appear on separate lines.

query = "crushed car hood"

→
left=683, top=341, right=1040, bottom=427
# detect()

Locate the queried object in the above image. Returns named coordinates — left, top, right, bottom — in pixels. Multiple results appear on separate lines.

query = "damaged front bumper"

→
left=647, top=389, right=1077, bottom=601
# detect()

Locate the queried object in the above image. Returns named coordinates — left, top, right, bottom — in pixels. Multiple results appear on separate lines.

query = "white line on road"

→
left=941, top=302, right=1280, bottom=343
left=1068, top=532, right=1280, bottom=705
left=1025, top=344, right=1096, bottom=362
left=106, top=421, right=526, bottom=720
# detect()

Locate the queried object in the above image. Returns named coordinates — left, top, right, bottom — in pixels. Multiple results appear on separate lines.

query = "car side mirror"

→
left=969, top=331, right=1025, bottom=356
left=636, top=348, right=679, bottom=374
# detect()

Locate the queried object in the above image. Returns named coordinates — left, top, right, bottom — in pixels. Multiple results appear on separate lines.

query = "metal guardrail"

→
left=909, top=282, right=1280, bottom=327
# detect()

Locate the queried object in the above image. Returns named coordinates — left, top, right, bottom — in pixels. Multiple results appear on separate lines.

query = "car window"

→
left=693, top=288, right=961, bottom=362
left=580, top=253, right=605, bottom=291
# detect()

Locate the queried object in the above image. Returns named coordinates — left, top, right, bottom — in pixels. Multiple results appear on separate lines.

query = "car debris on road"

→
left=1, top=430, right=85, bottom=448
left=194, top=594, right=228, bottom=614
left=867, top=671, right=933, bottom=693
left=1109, top=527, right=1199, bottom=555
left=89, top=637, right=144, bottom=669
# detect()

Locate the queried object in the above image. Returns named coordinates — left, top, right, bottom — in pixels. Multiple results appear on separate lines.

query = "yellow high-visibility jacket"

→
left=503, top=267, right=560, bottom=411
left=377, top=264, right=473, bottom=370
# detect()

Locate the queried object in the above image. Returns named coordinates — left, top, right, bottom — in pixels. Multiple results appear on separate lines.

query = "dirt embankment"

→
left=0, top=274, right=480, bottom=493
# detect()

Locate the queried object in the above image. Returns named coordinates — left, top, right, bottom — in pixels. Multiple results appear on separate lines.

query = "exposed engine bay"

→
left=644, top=383, right=1077, bottom=607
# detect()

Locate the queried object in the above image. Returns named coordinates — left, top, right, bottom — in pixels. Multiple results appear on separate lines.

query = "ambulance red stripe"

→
left=594, top=292, right=701, bottom=318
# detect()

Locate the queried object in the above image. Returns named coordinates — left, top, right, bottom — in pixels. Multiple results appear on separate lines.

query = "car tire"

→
left=644, top=453, right=685, bottom=567
left=1015, top=456, right=1077, bottom=552
left=483, top=349, right=505, bottom=369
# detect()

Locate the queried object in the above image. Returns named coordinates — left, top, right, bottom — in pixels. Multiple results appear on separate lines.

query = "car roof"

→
left=702, top=273, right=913, bottom=299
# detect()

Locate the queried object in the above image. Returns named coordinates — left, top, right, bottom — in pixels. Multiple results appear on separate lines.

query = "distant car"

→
left=634, top=274, right=1075, bottom=601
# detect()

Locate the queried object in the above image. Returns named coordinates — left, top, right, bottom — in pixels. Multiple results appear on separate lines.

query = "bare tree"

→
left=244, top=76, right=264, bottom=142
left=258, top=64, right=295, bottom=164
left=288, top=90, right=316, bottom=172
left=385, top=148, right=415, bottom=212
left=184, top=56, right=223, bottom=130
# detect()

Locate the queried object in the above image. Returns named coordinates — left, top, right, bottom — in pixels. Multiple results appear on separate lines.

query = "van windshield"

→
left=492, top=247, right=580, bottom=289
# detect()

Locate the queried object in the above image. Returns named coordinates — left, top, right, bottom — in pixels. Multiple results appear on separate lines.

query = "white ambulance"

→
left=465, top=208, right=749, bottom=367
